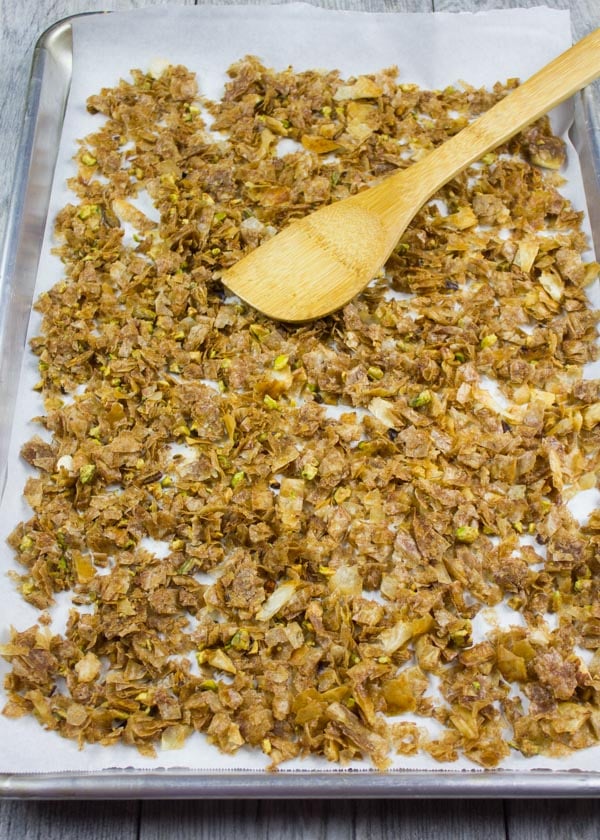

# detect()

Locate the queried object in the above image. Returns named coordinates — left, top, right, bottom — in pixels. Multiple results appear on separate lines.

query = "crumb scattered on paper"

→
left=2, top=53, right=600, bottom=771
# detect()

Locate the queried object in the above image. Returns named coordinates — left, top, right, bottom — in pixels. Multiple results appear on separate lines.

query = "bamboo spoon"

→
left=221, top=28, right=600, bottom=322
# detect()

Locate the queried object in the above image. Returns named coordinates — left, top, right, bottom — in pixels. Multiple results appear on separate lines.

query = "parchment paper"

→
left=1, top=3, right=599, bottom=775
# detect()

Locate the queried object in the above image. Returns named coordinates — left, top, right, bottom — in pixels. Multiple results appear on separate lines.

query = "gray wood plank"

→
left=506, top=799, right=600, bottom=840
left=0, top=799, right=139, bottom=840
left=140, top=798, right=507, bottom=840
left=355, top=799, right=506, bottom=840
left=141, top=799, right=352, bottom=840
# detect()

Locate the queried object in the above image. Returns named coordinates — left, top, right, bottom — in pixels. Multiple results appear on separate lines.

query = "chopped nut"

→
left=78, top=464, right=96, bottom=485
left=455, top=526, right=479, bottom=544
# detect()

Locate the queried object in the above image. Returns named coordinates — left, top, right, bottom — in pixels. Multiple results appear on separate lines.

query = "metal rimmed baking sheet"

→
left=1, top=4, right=600, bottom=797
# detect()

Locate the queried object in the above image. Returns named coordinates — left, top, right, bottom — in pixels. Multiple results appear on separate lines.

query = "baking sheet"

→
left=1, top=3, right=600, bottom=793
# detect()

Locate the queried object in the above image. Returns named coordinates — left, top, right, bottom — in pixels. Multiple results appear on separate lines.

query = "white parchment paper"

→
left=1, top=3, right=599, bottom=776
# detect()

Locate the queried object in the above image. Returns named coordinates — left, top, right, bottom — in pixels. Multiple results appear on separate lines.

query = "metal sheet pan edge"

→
left=2, top=768, right=600, bottom=799
left=1, top=9, right=600, bottom=799
left=0, top=15, right=77, bottom=496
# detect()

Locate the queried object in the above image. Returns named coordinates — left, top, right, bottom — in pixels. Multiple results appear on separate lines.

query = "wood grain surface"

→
left=1, top=0, right=600, bottom=836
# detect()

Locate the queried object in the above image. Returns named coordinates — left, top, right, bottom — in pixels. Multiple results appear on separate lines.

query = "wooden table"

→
left=1, top=0, right=599, bottom=835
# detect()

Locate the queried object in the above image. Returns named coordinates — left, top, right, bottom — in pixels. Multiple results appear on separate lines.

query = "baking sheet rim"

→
left=2, top=7, right=600, bottom=798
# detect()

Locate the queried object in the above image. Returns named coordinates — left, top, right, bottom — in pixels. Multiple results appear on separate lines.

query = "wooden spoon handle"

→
left=387, top=27, right=600, bottom=208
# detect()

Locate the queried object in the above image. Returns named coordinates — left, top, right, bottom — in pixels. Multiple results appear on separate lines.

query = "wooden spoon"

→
left=221, top=28, right=600, bottom=322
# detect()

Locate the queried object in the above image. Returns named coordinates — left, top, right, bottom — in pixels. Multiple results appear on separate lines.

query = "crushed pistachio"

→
left=78, top=464, right=96, bottom=485
left=455, top=525, right=479, bottom=543
left=231, top=470, right=245, bottom=489
left=409, top=390, right=432, bottom=408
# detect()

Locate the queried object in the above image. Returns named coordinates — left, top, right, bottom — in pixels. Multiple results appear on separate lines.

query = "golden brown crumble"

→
left=2, top=59, right=600, bottom=769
